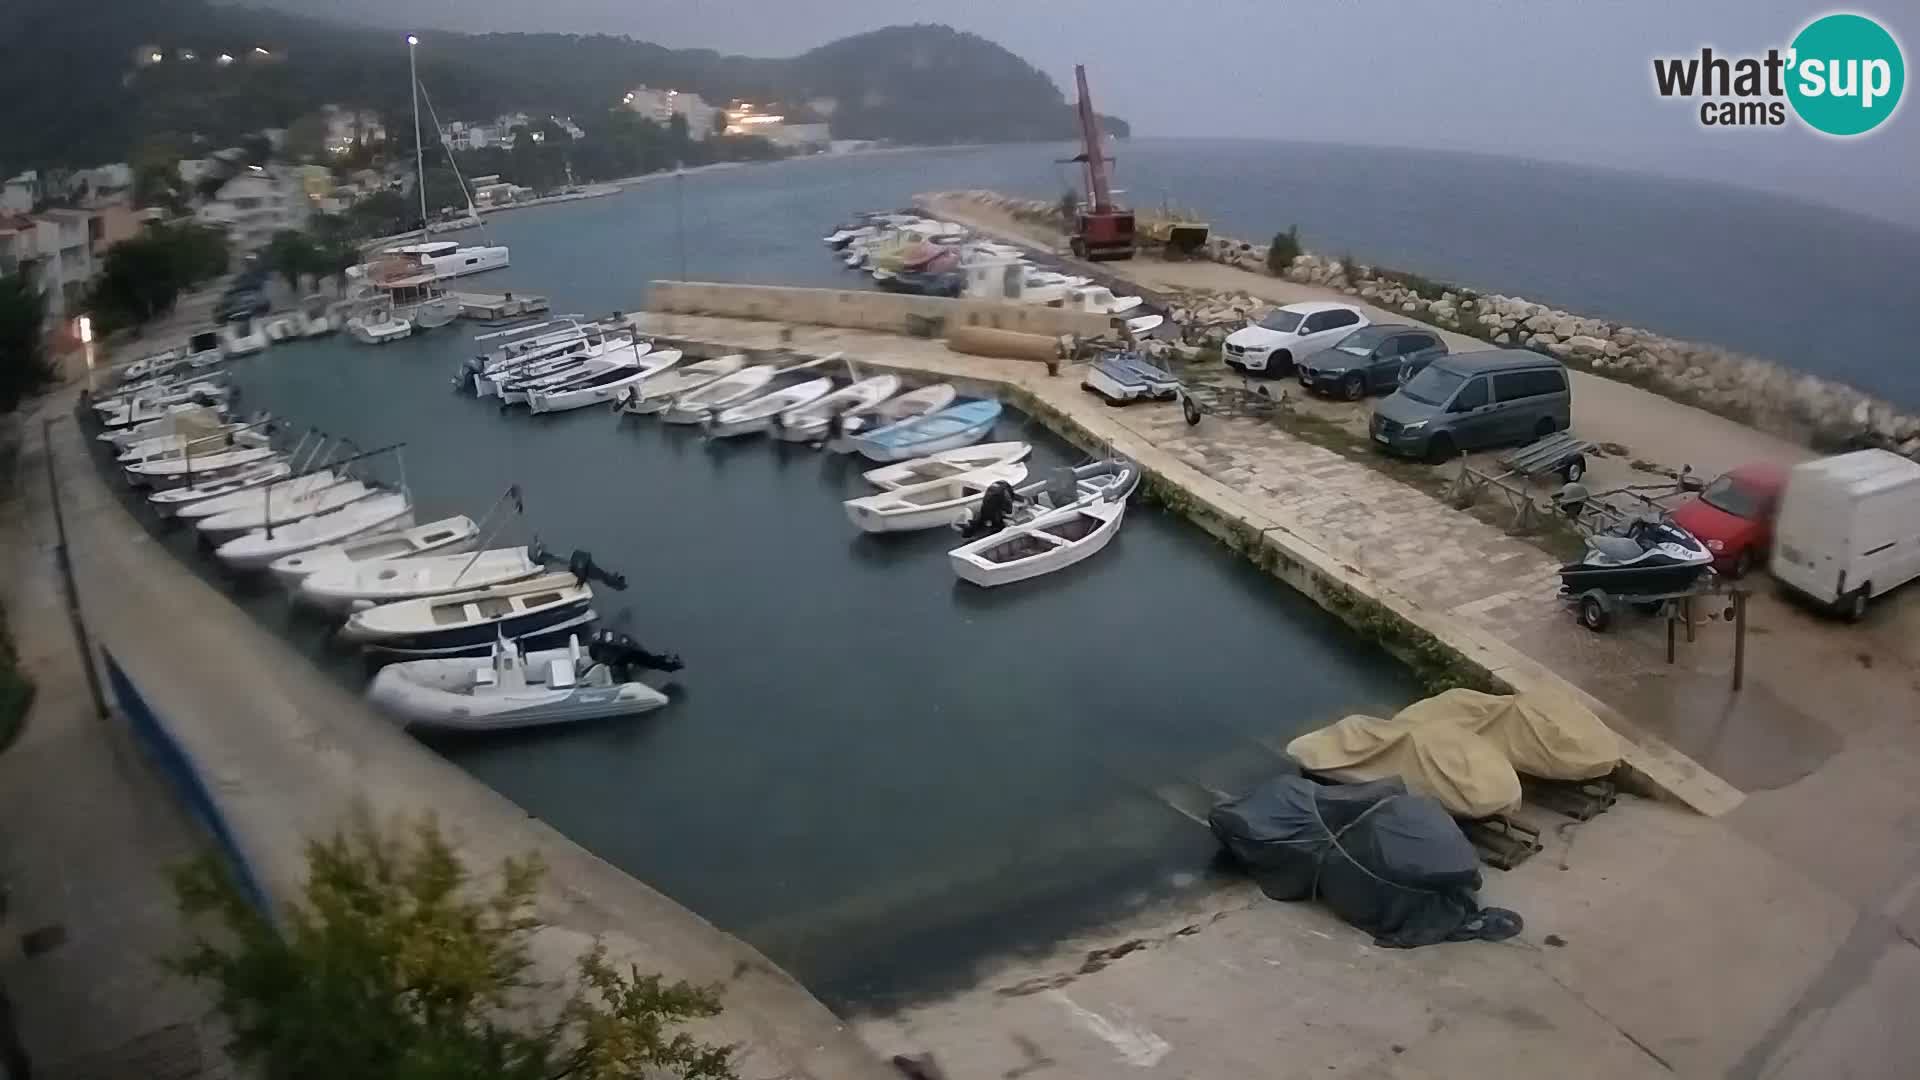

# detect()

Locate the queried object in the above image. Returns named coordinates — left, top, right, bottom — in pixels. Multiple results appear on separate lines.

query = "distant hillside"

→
left=0, top=1, right=1125, bottom=172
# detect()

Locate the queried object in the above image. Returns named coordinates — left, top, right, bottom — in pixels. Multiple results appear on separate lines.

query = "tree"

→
left=284, top=112, right=331, bottom=163
left=264, top=230, right=318, bottom=291
left=0, top=275, right=54, bottom=414
left=1267, top=225, right=1302, bottom=275
left=312, top=240, right=360, bottom=296
left=86, top=224, right=229, bottom=334
left=169, top=812, right=738, bottom=1080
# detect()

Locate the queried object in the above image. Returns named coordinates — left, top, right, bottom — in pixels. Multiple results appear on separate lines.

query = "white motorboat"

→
left=119, top=349, right=181, bottom=383
left=844, top=463, right=1030, bottom=533
left=215, top=491, right=414, bottom=571
left=862, top=441, right=1033, bottom=490
left=473, top=319, right=591, bottom=368
left=221, top=319, right=268, bottom=357
left=298, top=546, right=546, bottom=613
left=95, top=377, right=229, bottom=417
left=825, top=382, right=956, bottom=453
left=370, top=240, right=510, bottom=281
left=527, top=349, right=683, bottom=414
left=125, top=444, right=278, bottom=488
left=851, top=400, right=1004, bottom=463
left=616, top=355, right=747, bottom=415
left=948, top=461, right=1140, bottom=587
left=262, top=314, right=300, bottom=342
left=706, top=377, right=835, bottom=439
left=173, top=470, right=342, bottom=521
left=499, top=355, right=627, bottom=406
left=660, top=364, right=779, bottom=424
left=1061, top=285, right=1145, bottom=315
left=117, top=426, right=269, bottom=465
left=474, top=334, right=616, bottom=397
left=148, top=461, right=295, bottom=518
left=339, top=572, right=595, bottom=657
left=267, top=515, right=480, bottom=588
left=98, top=403, right=233, bottom=447
left=772, top=374, right=900, bottom=443
left=98, top=395, right=230, bottom=432
left=347, top=308, right=414, bottom=345
left=367, top=632, right=668, bottom=732
left=194, top=479, right=376, bottom=538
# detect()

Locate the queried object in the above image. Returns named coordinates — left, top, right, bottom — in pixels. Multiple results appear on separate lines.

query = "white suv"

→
left=1223, top=301, right=1369, bottom=375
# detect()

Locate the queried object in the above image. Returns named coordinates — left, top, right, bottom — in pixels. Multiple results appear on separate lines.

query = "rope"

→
left=1301, top=793, right=1451, bottom=900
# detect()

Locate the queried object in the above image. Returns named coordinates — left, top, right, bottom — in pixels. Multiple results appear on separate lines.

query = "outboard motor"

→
left=959, top=481, right=1019, bottom=539
left=586, top=628, right=682, bottom=681
left=454, top=356, right=484, bottom=392
left=564, top=548, right=629, bottom=591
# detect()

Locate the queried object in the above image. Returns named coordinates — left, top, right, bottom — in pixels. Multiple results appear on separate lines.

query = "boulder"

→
left=1554, top=316, right=1582, bottom=337
left=1494, top=332, right=1511, bottom=344
left=1525, top=313, right=1557, bottom=333
left=1402, top=302, right=1419, bottom=312
left=1564, top=334, right=1608, bottom=355
left=1531, top=332, right=1559, bottom=346
left=1548, top=341, right=1573, bottom=357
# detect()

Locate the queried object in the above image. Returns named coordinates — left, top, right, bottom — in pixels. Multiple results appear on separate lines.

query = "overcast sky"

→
left=281, top=0, right=1916, bottom=225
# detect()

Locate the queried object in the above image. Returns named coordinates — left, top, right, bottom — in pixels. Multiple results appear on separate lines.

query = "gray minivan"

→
left=1369, top=350, right=1571, bottom=462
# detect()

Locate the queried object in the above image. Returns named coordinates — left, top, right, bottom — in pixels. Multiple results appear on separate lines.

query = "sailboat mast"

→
left=408, top=34, right=427, bottom=242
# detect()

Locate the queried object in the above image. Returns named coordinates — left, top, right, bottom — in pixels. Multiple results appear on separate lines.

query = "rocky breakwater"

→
left=931, top=190, right=1920, bottom=459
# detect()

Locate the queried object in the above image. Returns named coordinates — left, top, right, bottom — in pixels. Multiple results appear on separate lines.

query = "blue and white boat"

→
left=851, top=399, right=1003, bottom=463
left=1083, top=351, right=1180, bottom=405
left=339, top=572, right=596, bottom=658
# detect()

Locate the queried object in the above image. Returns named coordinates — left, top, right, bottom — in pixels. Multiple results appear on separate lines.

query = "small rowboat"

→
left=298, top=546, right=546, bottom=613
left=528, top=350, right=682, bottom=414
left=706, top=377, right=834, bottom=439
left=195, top=479, right=375, bottom=538
left=851, top=399, right=1002, bottom=463
left=149, top=461, right=295, bottom=518
left=660, top=364, right=778, bottom=424
left=173, top=471, right=342, bottom=521
left=125, top=444, right=278, bottom=488
left=862, top=441, right=1032, bottom=490
left=948, top=460, right=1139, bottom=588
left=826, top=383, right=956, bottom=453
left=771, top=375, right=900, bottom=443
left=215, top=491, right=415, bottom=572
left=843, top=463, right=1029, bottom=533
left=267, top=515, right=481, bottom=589
left=616, top=355, right=747, bottom=416
left=340, top=572, right=595, bottom=657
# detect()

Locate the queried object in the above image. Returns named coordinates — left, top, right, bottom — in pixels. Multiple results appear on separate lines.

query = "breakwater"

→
left=940, top=189, right=1920, bottom=459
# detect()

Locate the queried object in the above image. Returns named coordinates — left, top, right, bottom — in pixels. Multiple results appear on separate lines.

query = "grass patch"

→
left=0, top=602, right=33, bottom=754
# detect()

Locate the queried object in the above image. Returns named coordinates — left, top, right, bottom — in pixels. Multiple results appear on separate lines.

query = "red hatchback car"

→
left=1668, top=463, right=1789, bottom=578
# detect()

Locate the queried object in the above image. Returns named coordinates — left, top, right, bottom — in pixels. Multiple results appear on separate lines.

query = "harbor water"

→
left=212, top=330, right=1422, bottom=1008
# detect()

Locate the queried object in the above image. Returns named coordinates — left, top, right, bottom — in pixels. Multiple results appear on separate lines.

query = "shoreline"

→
left=920, top=189, right=1920, bottom=462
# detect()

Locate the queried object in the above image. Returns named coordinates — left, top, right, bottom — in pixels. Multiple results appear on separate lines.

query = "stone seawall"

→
left=648, top=280, right=1116, bottom=339
left=937, top=189, right=1920, bottom=459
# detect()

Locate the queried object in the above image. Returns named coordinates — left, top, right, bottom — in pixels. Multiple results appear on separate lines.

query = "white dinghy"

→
left=825, top=382, right=955, bottom=453
left=267, top=515, right=480, bottom=588
left=772, top=374, right=900, bottom=444
left=149, top=460, right=295, bottom=518
left=843, top=463, right=1029, bottom=533
left=298, top=546, right=546, bottom=613
left=660, top=364, right=779, bottom=424
left=173, top=469, right=343, bottom=521
left=862, top=441, right=1033, bottom=490
left=615, top=354, right=747, bottom=416
left=705, top=377, right=834, bottom=439
left=528, top=349, right=682, bottom=414
left=948, top=460, right=1140, bottom=588
left=125, top=443, right=278, bottom=488
left=367, top=632, right=674, bottom=732
left=215, top=491, right=414, bottom=571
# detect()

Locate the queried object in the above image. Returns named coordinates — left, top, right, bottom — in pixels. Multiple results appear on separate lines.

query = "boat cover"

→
left=1286, top=714, right=1522, bottom=819
left=1392, top=688, right=1620, bottom=781
left=1207, top=775, right=1519, bottom=948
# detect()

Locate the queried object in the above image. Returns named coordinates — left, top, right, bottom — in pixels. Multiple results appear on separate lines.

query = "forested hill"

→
left=0, top=1, right=1127, bottom=171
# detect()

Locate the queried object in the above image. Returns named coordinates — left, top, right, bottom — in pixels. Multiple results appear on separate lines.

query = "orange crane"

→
left=1063, top=64, right=1135, bottom=261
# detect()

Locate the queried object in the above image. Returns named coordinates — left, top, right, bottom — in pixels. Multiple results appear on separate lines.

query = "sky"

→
left=273, top=0, right=1916, bottom=226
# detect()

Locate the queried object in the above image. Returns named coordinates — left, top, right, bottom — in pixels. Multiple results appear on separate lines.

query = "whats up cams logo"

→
left=1653, top=12, right=1905, bottom=135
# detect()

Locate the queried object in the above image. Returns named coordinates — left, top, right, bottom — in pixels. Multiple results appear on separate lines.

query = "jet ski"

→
left=1558, top=517, right=1713, bottom=597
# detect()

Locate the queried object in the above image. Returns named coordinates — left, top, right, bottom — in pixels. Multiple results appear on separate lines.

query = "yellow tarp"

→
left=1393, top=689, right=1620, bottom=782
left=1286, top=689, right=1622, bottom=819
left=1286, top=714, right=1523, bottom=819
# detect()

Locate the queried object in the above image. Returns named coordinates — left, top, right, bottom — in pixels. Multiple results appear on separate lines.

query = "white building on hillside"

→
left=623, top=87, right=718, bottom=140
left=196, top=167, right=309, bottom=252
left=0, top=208, right=98, bottom=321
left=2, top=171, right=41, bottom=213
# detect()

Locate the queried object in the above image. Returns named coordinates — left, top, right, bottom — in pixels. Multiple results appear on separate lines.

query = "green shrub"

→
left=170, top=811, right=738, bottom=1080
left=1266, top=226, right=1301, bottom=275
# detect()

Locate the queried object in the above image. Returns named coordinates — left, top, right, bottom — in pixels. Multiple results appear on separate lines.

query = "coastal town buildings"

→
left=194, top=166, right=309, bottom=252
left=624, top=87, right=719, bottom=139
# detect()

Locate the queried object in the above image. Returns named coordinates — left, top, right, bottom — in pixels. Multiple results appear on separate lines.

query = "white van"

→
left=1770, top=449, right=1920, bottom=619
